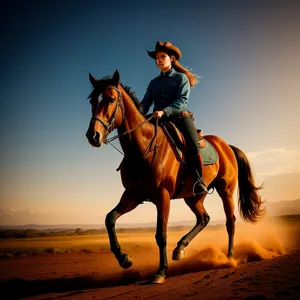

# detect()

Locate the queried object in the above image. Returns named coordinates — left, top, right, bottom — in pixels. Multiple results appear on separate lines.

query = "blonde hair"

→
left=172, top=59, right=200, bottom=87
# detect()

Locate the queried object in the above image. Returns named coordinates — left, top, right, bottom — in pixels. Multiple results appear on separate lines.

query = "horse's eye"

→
left=109, top=97, right=116, bottom=103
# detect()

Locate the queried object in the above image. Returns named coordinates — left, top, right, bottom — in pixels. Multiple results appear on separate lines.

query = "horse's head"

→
left=86, top=70, right=124, bottom=147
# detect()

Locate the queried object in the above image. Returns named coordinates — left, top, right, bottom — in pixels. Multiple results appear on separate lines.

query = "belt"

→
left=169, top=111, right=194, bottom=122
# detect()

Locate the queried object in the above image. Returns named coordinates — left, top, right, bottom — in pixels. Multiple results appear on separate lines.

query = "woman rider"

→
left=139, top=41, right=207, bottom=195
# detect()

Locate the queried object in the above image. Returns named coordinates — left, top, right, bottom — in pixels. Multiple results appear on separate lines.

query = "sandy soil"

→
left=1, top=218, right=300, bottom=300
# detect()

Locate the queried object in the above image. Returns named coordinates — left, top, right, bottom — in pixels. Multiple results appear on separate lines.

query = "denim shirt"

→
left=140, top=68, right=190, bottom=117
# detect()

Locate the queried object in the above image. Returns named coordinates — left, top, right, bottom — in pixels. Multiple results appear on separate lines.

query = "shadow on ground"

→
left=1, top=269, right=143, bottom=300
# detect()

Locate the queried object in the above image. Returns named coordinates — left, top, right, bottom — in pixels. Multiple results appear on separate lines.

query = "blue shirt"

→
left=140, top=68, right=190, bottom=117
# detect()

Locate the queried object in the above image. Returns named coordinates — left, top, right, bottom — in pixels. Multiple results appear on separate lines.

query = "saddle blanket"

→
left=200, top=139, right=219, bottom=165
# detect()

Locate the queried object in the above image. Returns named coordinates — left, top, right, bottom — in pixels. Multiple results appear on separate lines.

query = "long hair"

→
left=172, top=59, right=200, bottom=87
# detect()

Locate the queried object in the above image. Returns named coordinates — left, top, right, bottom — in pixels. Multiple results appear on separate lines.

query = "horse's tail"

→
left=229, top=145, right=265, bottom=223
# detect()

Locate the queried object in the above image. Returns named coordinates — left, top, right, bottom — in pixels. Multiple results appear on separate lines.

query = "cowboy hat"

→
left=147, top=41, right=182, bottom=60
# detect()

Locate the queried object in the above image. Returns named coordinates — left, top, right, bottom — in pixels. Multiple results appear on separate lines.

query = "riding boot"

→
left=193, top=152, right=208, bottom=195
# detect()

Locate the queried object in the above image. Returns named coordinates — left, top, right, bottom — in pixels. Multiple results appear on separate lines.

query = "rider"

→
left=139, top=41, right=208, bottom=195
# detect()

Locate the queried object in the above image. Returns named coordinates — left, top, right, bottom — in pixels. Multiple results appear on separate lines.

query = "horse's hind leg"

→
left=223, top=195, right=236, bottom=258
left=172, top=195, right=210, bottom=260
left=216, top=183, right=236, bottom=258
left=105, top=190, right=141, bottom=269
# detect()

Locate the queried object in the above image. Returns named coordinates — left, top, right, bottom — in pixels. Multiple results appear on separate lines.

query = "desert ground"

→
left=1, top=216, right=299, bottom=300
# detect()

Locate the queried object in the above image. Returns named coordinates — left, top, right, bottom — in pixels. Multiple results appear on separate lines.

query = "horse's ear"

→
left=89, top=73, right=97, bottom=87
left=112, top=70, right=120, bottom=86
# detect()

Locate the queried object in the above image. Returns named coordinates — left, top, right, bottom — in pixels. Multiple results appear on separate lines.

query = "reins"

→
left=108, top=115, right=160, bottom=165
left=114, top=116, right=160, bottom=171
left=106, top=115, right=156, bottom=144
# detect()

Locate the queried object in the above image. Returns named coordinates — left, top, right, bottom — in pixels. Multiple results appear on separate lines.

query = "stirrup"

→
left=193, top=178, right=208, bottom=195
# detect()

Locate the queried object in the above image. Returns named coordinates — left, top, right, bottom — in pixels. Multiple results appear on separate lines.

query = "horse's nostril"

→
left=93, top=132, right=100, bottom=142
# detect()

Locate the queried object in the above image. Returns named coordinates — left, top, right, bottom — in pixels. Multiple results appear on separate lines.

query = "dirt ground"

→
left=1, top=217, right=300, bottom=300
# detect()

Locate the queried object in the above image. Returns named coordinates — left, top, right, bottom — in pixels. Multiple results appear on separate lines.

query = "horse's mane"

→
left=88, top=76, right=140, bottom=109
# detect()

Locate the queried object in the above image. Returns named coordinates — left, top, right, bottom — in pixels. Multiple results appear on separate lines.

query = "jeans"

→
left=172, top=116, right=200, bottom=158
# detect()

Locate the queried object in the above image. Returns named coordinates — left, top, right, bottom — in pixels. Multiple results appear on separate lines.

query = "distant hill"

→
left=1, top=199, right=299, bottom=230
left=0, top=220, right=223, bottom=231
left=0, top=224, right=105, bottom=231
left=267, top=199, right=300, bottom=217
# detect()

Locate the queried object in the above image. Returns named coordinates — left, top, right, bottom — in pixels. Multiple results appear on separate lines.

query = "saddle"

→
left=161, top=122, right=206, bottom=150
left=161, top=122, right=218, bottom=166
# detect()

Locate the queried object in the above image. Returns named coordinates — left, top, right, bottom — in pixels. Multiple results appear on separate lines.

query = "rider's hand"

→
left=153, top=110, right=165, bottom=119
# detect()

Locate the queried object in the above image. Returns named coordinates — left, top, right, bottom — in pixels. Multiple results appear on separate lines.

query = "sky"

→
left=0, top=0, right=300, bottom=226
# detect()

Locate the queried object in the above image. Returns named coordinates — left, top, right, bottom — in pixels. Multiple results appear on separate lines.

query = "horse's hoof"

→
left=227, top=255, right=234, bottom=260
left=227, top=251, right=234, bottom=259
left=151, top=274, right=165, bottom=284
left=172, top=248, right=185, bottom=260
left=119, top=254, right=134, bottom=269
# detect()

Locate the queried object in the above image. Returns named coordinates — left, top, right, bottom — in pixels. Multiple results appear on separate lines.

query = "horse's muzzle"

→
left=86, top=128, right=101, bottom=147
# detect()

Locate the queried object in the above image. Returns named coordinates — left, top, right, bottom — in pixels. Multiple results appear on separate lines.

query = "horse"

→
left=86, top=70, right=264, bottom=284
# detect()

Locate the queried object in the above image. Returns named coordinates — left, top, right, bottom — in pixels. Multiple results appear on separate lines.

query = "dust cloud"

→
left=126, top=218, right=292, bottom=278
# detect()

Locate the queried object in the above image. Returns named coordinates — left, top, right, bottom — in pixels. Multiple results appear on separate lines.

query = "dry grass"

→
left=0, top=215, right=298, bottom=258
left=0, top=234, right=110, bottom=256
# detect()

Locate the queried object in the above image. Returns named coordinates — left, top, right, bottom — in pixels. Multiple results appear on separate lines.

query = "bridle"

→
left=90, top=85, right=158, bottom=152
left=90, top=85, right=156, bottom=145
left=88, top=84, right=160, bottom=167
left=90, top=85, right=124, bottom=144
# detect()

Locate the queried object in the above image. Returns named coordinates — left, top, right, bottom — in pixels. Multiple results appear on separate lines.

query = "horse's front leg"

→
left=105, top=190, right=140, bottom=269
left=152, top=189, right=170, bottom=284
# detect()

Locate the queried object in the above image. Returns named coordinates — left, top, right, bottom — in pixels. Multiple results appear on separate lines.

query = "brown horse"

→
left=86, top=70, right=264, bottom=284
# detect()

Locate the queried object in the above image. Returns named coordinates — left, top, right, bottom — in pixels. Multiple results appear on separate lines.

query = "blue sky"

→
left=1, top=0, right=300, bottom=225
